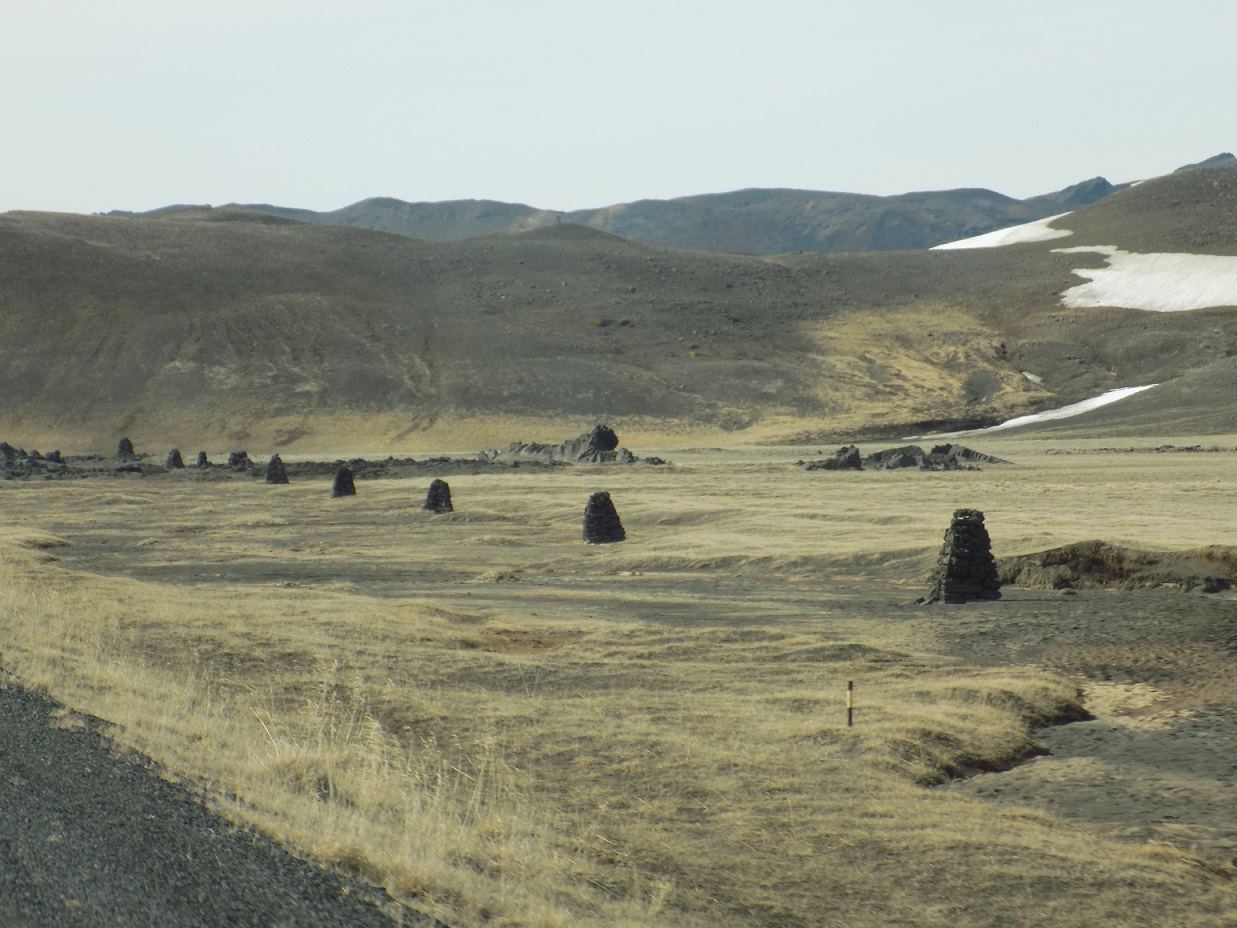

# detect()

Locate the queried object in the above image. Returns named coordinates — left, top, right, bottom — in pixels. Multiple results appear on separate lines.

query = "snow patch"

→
left=1055, top=247, right=1237, bottom=312
left=932, top=213, right=1074, bottom=250
left=912, top=385, right=1157, bottom=439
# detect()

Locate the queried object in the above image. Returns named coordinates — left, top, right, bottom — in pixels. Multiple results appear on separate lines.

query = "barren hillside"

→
left=4, top=166, right=1237, bottom=451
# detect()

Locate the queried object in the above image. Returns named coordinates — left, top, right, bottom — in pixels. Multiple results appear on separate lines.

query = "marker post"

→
left=846, top=680, right=854, bottom=728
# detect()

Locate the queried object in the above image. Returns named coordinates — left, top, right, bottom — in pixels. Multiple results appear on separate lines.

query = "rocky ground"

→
left=0, top=678, right=446, bottom=927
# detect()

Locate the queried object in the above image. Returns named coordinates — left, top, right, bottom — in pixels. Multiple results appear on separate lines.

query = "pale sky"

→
left=2, top=1, right=1233, bottom=215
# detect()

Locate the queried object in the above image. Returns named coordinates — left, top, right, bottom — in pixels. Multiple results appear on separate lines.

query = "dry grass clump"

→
left=2, top=443, right=1237, bottom=926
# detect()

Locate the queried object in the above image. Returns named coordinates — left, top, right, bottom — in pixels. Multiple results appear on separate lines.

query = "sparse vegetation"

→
left=3, top=439, right=1236, bottom=926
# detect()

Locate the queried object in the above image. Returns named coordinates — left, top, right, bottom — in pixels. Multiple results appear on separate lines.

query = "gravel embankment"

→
left=0, top=680, right=447, bottom=928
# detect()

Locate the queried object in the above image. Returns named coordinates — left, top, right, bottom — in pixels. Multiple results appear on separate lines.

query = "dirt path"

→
left=0, top=679, right=445, bottom=928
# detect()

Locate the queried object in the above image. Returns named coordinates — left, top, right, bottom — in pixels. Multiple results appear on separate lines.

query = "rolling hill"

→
left=4, top=162, right=1237, bottom=452
left=112, top=176, right=1125, bottom=257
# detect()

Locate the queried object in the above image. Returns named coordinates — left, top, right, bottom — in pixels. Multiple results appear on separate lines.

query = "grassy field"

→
left=2, top=436, right=1236, bottom=927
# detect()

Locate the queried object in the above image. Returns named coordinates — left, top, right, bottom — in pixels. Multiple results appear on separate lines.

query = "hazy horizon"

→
left=3, top=1, right=1234, bottom=215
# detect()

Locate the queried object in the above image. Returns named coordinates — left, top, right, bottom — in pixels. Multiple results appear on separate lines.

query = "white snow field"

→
left=1053, top=246, right=1237, bottom=312
left=931, top=213, right=1074, bottom=250
left=913, top=385, right=1158, bottom=439
left=934, top=212, right=1237, bottom=313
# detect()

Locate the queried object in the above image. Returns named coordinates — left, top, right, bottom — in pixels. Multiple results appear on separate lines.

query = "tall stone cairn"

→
left=582, top=491, right=625, bottom=544
left=117, top=437, right=135, bottom=459
left=331, top=465, right=356, bottom=498
left=265, top=454, right=289, bottom=485
left=922, top=508, right=1001, bottom=604
left=166, top=448, right=185, bottom=469
left=423, top=478, right=453, bottom=513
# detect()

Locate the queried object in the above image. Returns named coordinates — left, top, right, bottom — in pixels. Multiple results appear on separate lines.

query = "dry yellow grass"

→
left=3, top=437, right=1236, bottom=927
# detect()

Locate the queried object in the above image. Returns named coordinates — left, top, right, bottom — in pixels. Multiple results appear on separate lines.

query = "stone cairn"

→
left=166, top=448, right=185, bottom=469
left=196, top=451, right=210, bottom=468
left=331, top=465, right=356, bottom=498
left=265, top=454, right=289, bottom=485
left=583, top=491, right=625, bottom=544
left=921, top=509, right=1001, bottom=604
left=423, top=478, right=453, bottom=513
left=117, top=437, right=135, bottom=459
left=228, top=450, right=251, bottom=470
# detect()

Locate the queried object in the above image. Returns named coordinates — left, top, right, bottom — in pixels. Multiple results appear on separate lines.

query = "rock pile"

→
left=265, top=454, right=289, bottom=485
left=583, top=491, right=626, bottom=544
left=423, top=478, right=453, bottom=513
left=166, top=449, right=185, bottom=469
left=331, top=465, right=356, bottom=498
left=802, top=445, right=863, bottom=470
left=117, top=437, right=135, bottom=459
left=196, top=451, right=210, bottom=468
left=486, top=424, right=665, bottom=465
left=802, top=443, right=1009, bottom=472
left=228, top=450, right=251, bottom=471
left=921, top=509, right=1001, bottom=604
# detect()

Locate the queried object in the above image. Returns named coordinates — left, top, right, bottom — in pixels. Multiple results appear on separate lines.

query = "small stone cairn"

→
left=196, top=451, right=210, bottom=468
left=331, top=465, right=356, bottom=498
left=228, top=450, right=251, bottom=471
left=117, top=437, right=136, bottom=459
left=265, top=454, right=289, bottom=485
left=582, top=491, right=625, bottom=544
left=423, top=478, right=453, bottom=512
left=166, top=448, right=185, bottom=469
left=921, top=509, right=1001, bottom=604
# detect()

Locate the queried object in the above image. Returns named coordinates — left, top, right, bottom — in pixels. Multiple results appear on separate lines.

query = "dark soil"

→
left=0, top=678, right=445, bottom=928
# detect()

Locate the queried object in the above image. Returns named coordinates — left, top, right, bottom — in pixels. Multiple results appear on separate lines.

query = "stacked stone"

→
left=196, top=451, right=210, bottom=468
left=166, top=448, right=185, bottom=469
left=923, top=509, right=1001, bottom=603
left=423, top=478, right=452, bottom=512
left=265, top=454, right=289, bottom=485
left=228, top=450, right=251, bottom=470
left=583, top=491, right=625, bottom=544
left=331, top=466, right=356, bottom=498
left=117, top=437, right=135, bottom=459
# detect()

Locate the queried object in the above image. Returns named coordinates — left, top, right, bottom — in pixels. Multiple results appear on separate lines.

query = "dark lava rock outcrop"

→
left=802, top=443, right=1009, bottom=472
left=920, top=509, right=1002, bottom=604
left=486, top=425, right=665, bottom=465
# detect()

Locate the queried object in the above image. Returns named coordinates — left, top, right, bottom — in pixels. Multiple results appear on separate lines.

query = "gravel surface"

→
left=0, top=680, right=447, bottom=928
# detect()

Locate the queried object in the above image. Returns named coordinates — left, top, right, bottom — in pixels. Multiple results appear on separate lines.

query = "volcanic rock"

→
left=800, top=445, right=862, bottom=470
left=490, top=425, right=663, bottom=465
left=423, top=478, right=453, bottom=513
left=583, top=491, right=626, bottom=544
left=921, top=509, right=1001, bottom=604
left=331, top=466, right=356, bottom=498
left=265, top=454, right=289, bottom=485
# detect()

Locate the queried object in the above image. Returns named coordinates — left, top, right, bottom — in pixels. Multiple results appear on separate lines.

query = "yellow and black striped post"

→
left=846, top=680, right=854, bottom=728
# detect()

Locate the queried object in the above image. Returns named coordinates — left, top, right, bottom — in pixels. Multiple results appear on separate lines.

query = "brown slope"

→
left=5, top=166, right=1237, bottom=452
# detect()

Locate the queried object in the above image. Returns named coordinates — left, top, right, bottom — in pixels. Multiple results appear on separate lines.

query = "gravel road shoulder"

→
left=0, top=678, right=447, bottom=928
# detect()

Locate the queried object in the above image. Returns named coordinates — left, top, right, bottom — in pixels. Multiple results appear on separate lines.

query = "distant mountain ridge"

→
left=108, top=175, right=1138, bottom=256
